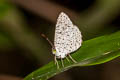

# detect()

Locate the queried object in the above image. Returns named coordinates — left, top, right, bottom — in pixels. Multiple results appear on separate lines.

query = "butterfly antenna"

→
left=41, top=34, right=55, bottom=48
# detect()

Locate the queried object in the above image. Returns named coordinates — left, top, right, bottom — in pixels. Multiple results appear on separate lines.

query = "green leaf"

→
left=24, top=31, right=120, bottom=80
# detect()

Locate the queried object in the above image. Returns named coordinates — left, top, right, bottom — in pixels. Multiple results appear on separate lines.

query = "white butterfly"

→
left=41, top=12, right=82, bottom=69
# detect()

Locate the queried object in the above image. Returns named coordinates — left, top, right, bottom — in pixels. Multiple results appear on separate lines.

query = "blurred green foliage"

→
left=0, top=32, right=14, bottom=50
left=0, top=0, right=13, bottom=19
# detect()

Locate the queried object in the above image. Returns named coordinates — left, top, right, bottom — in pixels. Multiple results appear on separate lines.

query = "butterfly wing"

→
left=54, top=12, right=82, bottom=58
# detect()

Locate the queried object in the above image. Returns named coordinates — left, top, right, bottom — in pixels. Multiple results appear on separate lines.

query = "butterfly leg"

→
left=68, top=54, right=77, bottom=63
left=61, top=58, right=64, bottom=67
left=54, top=56, right=59, bottom=69
left=65, top=56, right=70, bottom=63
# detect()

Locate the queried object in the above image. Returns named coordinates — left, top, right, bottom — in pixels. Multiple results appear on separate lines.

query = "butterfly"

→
left=41, top=12, right=82, bottom=69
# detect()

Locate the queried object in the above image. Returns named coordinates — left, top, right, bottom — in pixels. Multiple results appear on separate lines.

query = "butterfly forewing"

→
left=54, top=12, right=82, bottom=58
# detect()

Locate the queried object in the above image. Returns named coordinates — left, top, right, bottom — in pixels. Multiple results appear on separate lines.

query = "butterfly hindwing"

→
left=54, top=12, right=82, bottom=58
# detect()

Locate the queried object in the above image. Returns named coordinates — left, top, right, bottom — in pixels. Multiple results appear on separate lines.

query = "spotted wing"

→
left=54, top=12, right=82, bottom=58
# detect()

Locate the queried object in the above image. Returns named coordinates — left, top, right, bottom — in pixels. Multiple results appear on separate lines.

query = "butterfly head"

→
left=52, top=48, right=60, bottom=58
left=52, top=48, right=56, bottom=54
left=52, top=48, right=66, bottom=59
